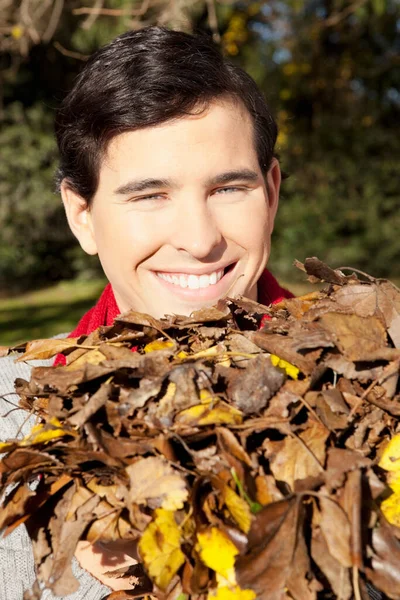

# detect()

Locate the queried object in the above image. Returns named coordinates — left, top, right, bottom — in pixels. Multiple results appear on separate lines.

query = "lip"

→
left=152, top=262, right=240, bottom=302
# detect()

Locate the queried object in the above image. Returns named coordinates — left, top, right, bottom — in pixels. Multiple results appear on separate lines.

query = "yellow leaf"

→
left=377, top=438, right=400, bottom=526
left=0, top=441, right=16, bottom=453
left=270, top=354, right=299, bottom=379
left=380, top=489, right=400, bottom=528
left=138, top=508, right=185, bottom=591
left=144, top=340, right=175, bottom=353
left=159, top=381, right=177, bottom=406
left=176, top=400, right=243, bottom=427
left=11, top=25, right=23, bottom=39
left=190, top=345, right=219, bottom=359
left=379, top=435, right=400, bottom=472
left=224, top=486, right=252, bottom=534
left=65, top=348, right=106, bottom=370
left=208, top=586, right=256, bottom=600
left=196, top=528, right=238, bottom=584
left=199, top=389, right=214, bottom=403
left=0, top=417, right=77, bottom=452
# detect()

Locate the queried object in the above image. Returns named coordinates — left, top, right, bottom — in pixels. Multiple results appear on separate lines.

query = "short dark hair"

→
left=55, top=26, right=278, bottom=204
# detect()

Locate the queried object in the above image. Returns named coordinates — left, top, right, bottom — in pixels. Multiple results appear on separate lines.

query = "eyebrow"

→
left=113, top=169, right=260, bottom=196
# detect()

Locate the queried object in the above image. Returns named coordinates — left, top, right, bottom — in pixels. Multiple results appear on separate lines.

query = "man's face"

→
left=67, top=99, right=280, bottom=318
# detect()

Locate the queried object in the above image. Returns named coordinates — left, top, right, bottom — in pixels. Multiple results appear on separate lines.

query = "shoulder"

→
left=0, top=332, right=69, bottom=440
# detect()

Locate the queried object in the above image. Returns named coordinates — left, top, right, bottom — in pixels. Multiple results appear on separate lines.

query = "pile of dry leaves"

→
left=1, top=258, right=400, bottom=600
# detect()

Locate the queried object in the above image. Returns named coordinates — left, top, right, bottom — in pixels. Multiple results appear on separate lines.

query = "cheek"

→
left=218, top=198, right=270, bottom=249
left=93, top=208, right=163, bottom=251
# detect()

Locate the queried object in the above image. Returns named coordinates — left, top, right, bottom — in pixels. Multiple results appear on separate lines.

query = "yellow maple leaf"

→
left=138, top=508, right=185, bottom=591
left=224, top=486, right=252, bottom=534
left=208, top=586, right=256, bottom=600
left=270, top=354, right=299, bottom=379
left=196, top=527, right=238, bottom=585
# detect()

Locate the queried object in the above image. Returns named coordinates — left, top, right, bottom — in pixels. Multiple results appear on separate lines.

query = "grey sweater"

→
left=0, top=352, right=110, bottom=600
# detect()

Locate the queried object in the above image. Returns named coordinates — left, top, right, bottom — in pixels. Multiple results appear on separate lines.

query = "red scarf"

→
left=55, top=269, right=292, bottom=365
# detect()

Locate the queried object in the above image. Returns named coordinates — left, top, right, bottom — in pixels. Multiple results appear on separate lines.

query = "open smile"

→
left=153, top=263, right=238, bottom=301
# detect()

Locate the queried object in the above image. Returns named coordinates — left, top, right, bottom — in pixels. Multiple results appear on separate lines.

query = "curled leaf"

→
left=224, top=486, right=252, bottom=533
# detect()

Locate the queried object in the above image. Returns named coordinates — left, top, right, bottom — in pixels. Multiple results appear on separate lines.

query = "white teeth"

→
left=199, top=275, right=209, bottom=288
left=157, top=268, right=225, bottom=289
left=188, top=275, right=200, bottom=289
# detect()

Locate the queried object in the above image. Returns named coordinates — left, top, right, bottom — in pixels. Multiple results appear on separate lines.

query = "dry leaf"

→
left=126, top=457, right=188, bottom=510
left=268, top=422, right=329, bottom=490
left=138, top=508, right=185, bottom=591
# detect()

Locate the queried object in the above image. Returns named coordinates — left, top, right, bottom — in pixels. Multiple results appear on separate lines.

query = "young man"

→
left=0, top=26, right=385, bottom=600
left=0, top=25, right=295, bottom=599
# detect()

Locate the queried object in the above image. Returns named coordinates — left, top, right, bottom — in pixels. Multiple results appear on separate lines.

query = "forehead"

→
left=100, top=99, right=259, bottom=183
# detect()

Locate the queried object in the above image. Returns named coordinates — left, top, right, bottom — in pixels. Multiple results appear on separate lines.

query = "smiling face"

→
left=62, top=99, right=281, bottom=318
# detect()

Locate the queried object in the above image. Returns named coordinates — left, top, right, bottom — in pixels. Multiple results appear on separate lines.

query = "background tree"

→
left=0, top=0, right=399, bottom=293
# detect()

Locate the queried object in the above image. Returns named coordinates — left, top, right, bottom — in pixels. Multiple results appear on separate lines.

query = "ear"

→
left=265, top=157, right=281, bottom=234
left=61, top=181, right=98, bottom=255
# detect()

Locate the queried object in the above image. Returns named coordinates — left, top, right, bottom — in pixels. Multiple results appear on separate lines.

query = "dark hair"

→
left=55, top=26, right=278, bottom=204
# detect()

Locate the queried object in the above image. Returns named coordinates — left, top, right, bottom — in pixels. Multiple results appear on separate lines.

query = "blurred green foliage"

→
left=0, top=102, right=74, bottom=291
left=0, top=0, right=399, bottom=294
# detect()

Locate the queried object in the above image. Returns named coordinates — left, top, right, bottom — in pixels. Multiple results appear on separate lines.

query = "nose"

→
left=170, top=200, right=223, bottom=260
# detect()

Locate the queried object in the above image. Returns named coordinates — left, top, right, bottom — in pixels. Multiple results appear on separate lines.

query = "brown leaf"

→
left=303, top=257, right=351, bottom=285
left=249, top=331, right=317, bottom=375
left=216, top=428, right=252, bottom=467
left=366, top=521, right=400, bottom=599
left=334, top=281, right=400, bottom=349
left=311, top=519, right=352, bottom=600
left=0, top=483, right=35, bottom=531
left=286, top=513, right=318, bottom=600
left=319, top=312, right=395, bottom=362
left=16, top=338, right=80, bottom=361
left=227, top=354, right=285, bottom=414
left=325, top=448, right=371, bottom=491
left=319, top=496, right=352, bottom=567
left=268, top=422, right=329, bottom=491
left=68, top=382, right=111, bottom=427
left=152, top=364, right=200, bottom=424
left=282, top=292, right=323, bottom=319
left=235, top=497, right=301, bottom=600
left=323, top=352, right=385, bottom=382
left=31, top=483, right=100, bottom=597
left=173, top=304, right=231, bottom=325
